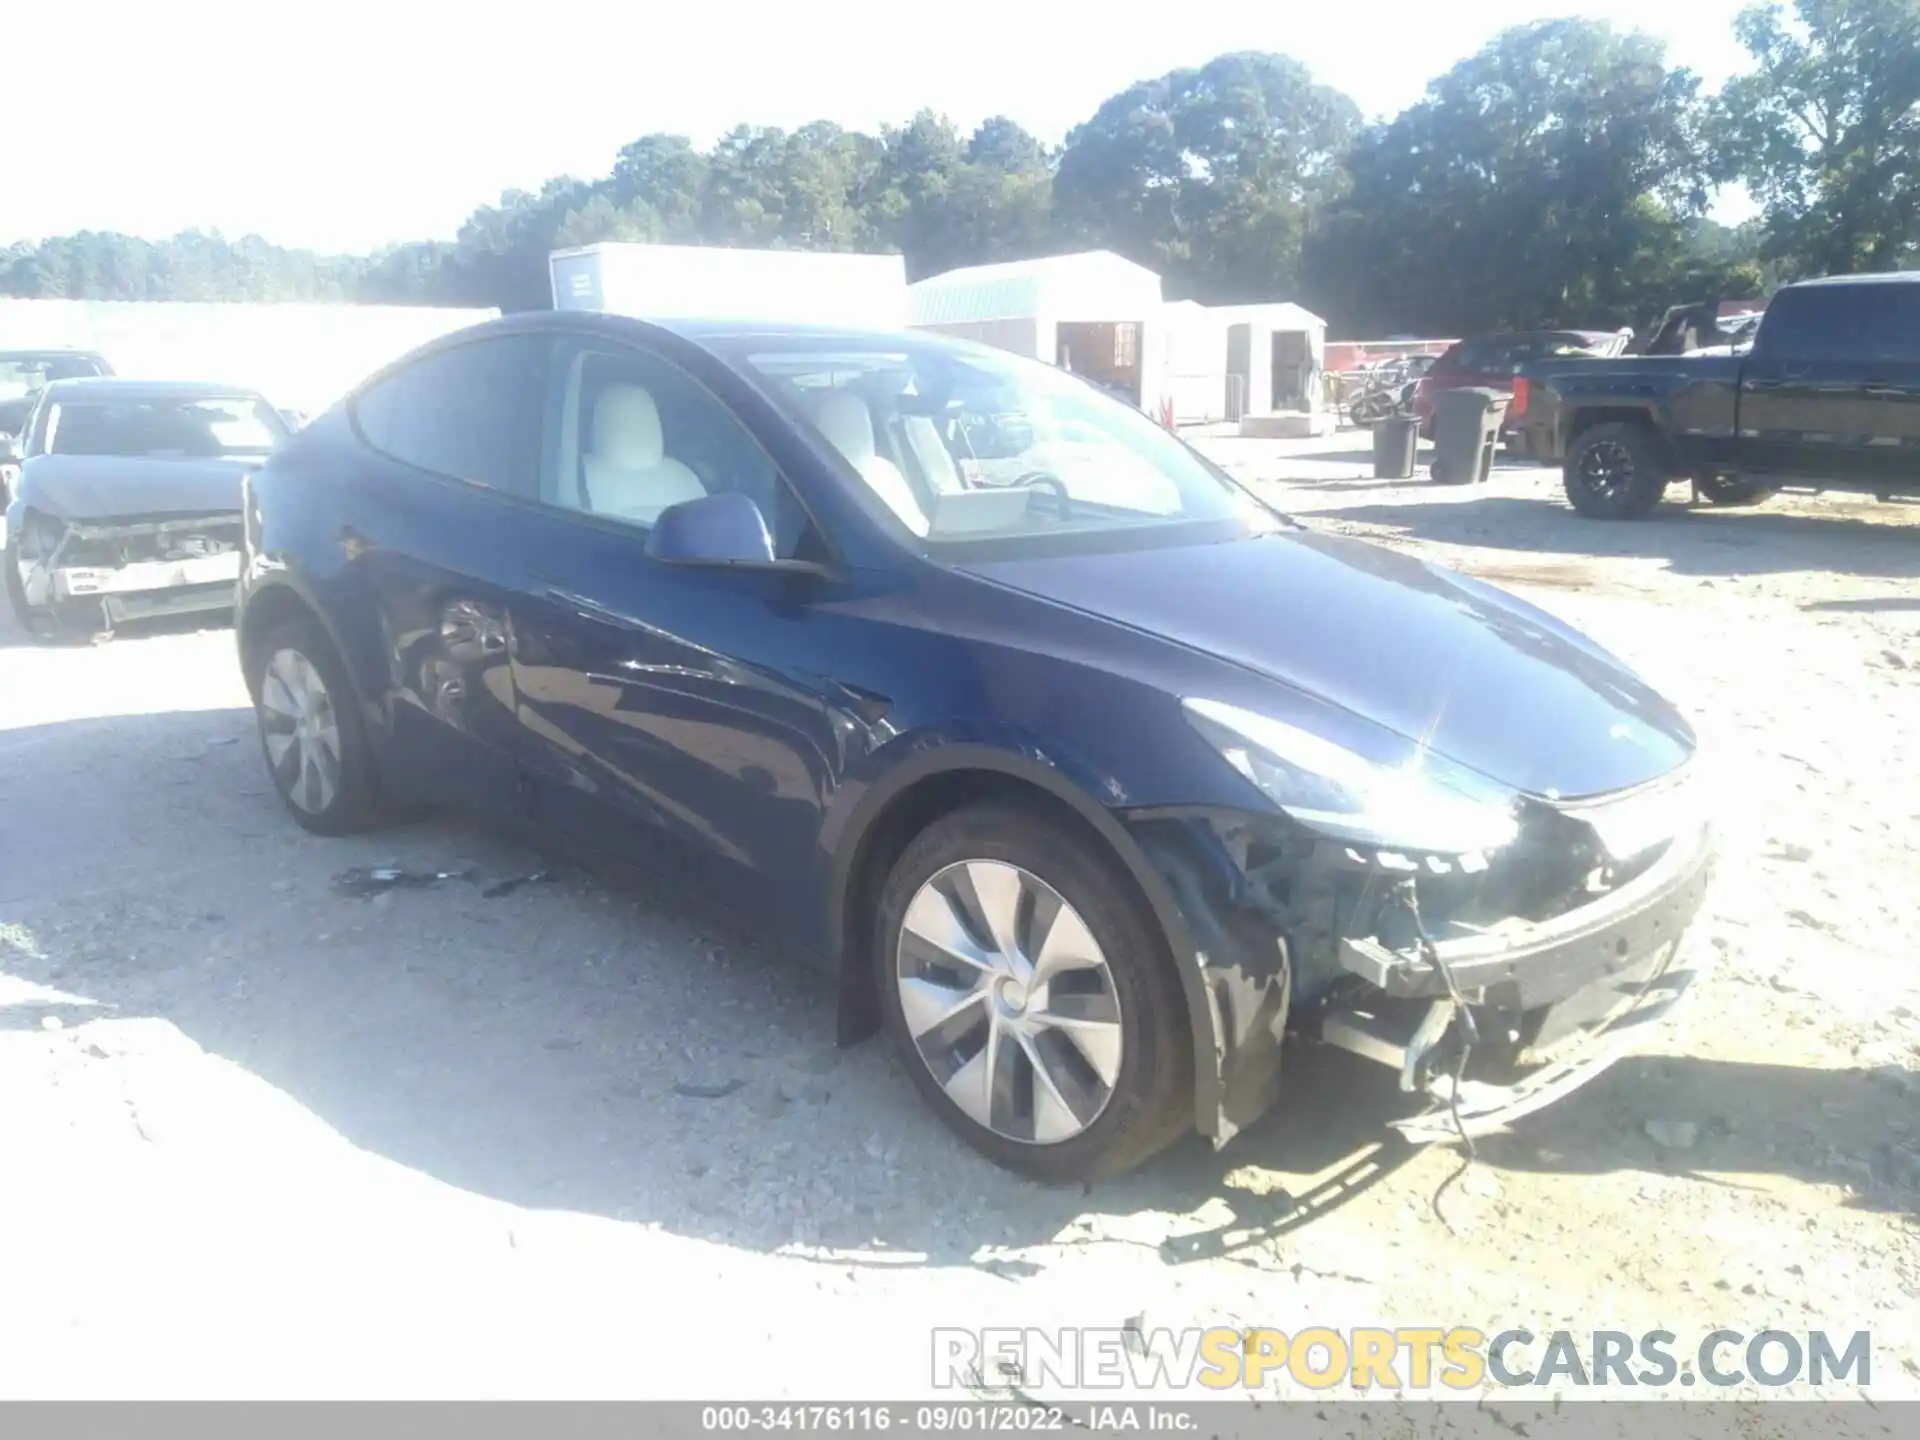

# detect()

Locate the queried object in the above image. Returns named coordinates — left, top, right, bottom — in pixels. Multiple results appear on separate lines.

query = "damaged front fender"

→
left=1125, top=812, right=1297, bottom=1145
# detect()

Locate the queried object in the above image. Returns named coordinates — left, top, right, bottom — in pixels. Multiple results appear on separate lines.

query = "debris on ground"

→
left=331, top=865, right=476, bottom=899
left=672, top=1078, right=745, bottom=1099
left=481, top=869, right=558, bottom=899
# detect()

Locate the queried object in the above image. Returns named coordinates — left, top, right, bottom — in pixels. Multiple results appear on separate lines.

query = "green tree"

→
left=1305, top=19, right=1711, bottom=336
left=868, top=116, right=1055, bottom=279
left=608, top=133, right=709, bottom=241
left=1054, top=52, right=1360, bottom=302
left=1709, top=0, right=1920, bottom=275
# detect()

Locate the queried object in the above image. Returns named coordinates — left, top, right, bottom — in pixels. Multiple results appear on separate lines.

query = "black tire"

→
left=1696, top=476, right=1776, bottom=508
left=244, top=613, right=393, bottom=835
left=874, top=799, right=1194, bottom=1183
left=3, top=516, right=108, bottom=644
left=1564, top=420, right=1670, bottom=519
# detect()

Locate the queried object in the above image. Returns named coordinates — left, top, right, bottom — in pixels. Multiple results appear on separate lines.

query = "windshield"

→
left=719, top=336, right=1274, bottom=550
left=44, top=395, right=287, bottom=459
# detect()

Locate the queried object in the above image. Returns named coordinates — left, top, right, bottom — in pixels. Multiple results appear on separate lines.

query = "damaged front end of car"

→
left=15, top=511, right=244, bottom=623
left=1125, top=698, right=1716, bottom=1149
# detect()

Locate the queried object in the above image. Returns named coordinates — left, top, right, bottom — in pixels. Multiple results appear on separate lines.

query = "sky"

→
left=9, top=0, right=1758, bottom=255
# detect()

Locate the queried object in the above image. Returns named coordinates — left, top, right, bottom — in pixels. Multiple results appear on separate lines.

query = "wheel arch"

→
left=236, top=575, right=378, bottom=732
left=1564, top=405, right=1675, bottom=466
left=826, top=745, right=1225, bottom=1135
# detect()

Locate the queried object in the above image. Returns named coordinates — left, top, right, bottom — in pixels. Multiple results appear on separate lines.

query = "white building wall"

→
left=553, top=243, right=908, bottom=330
left=1158, top=302, right=1230, bottom=424
left=0, top=298, right=498, bottom=414
left=913, top=316, right=1045, bottom=360
left=906, top=253, right=1190, bottom=416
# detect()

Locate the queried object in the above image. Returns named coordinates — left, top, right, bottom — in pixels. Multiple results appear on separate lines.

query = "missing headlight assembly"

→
left=1126, top=751, right=1715, bottom=1148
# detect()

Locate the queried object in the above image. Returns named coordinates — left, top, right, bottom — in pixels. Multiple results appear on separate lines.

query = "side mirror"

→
left=646, top=491, right=778, bottom=567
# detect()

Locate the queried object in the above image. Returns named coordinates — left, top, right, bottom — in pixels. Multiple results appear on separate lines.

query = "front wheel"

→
left=1564, top=421, right=1669, bottom=519
left=875, top=800, right=1195, bottom=1182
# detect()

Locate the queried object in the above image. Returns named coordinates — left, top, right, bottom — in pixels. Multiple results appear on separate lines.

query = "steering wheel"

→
left=1016, top=471, right=1072, bottom=520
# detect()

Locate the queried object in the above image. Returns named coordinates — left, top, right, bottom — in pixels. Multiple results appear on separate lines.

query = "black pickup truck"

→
left=1512, top=272, right=1920, bottom=519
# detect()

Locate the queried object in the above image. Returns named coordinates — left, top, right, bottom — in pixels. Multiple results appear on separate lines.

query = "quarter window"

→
left=352, top=336, right=546, bottom=497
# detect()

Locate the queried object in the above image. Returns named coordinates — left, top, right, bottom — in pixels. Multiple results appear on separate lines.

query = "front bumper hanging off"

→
left=1320, top=817, right=1716, bottom=1144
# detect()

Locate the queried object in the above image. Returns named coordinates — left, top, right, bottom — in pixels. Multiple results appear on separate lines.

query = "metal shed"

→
left=907, top=250, right=1166, bottom=409
left=1207, top=302, right=1328, bottom=428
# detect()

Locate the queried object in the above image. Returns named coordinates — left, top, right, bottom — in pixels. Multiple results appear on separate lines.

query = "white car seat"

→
left=810, top=390, right=930, bottom=536
left=581, top=384, right=707, bottom=525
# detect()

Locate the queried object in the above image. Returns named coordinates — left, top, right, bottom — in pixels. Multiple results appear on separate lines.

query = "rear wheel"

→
left=875, top=799, right=1194, bottom=1182
left=246, top=615, right=392, bottom=835
left=1696, top=475, right=1776, bottom=508
left=1564, top=421, right=1669, bottom=519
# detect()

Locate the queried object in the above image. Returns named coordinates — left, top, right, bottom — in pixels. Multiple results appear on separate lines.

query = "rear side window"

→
left=1757, top=284, right=1920, bottom=363
left=352, top=335, right=546, bottom=497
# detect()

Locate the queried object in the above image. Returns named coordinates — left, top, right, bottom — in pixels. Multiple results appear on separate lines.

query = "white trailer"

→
left=549, top=242, right=909, bottom=330
left=0, top=298, right=498, bottom=418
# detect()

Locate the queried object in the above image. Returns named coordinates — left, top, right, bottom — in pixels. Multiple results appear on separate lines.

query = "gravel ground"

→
left=1, top=429, right=1914, bottom=1421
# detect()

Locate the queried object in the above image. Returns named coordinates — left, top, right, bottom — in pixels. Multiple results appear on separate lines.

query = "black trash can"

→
left=1371, top=416, right=1419, bottom=480
left=1431, top=388, right=1510, bottom=485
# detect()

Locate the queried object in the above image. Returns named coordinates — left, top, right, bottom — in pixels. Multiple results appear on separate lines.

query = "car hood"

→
left=14, top=454, right=251, bottom=522
left=956, top=528, right=1694, bottom=800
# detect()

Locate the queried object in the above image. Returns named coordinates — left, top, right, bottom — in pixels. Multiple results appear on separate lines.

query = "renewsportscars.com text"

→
left=932, top=1327, right=1872, bottom=1391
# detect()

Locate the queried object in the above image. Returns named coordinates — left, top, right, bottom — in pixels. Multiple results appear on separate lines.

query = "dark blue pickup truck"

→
left=1512, top=272, right=1920, bottom=519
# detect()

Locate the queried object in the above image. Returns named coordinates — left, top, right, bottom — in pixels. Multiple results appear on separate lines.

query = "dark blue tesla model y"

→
left=235, top=313, right=1715, bottom=1180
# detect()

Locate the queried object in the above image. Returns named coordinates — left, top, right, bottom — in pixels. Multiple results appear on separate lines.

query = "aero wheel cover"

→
left=259, top=647, right=345, bottom=815
left=895, top=859, right=1125, bottom=1146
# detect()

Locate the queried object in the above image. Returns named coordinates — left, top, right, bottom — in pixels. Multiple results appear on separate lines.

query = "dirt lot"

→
left=2, top=430, right=1915, bottom=1419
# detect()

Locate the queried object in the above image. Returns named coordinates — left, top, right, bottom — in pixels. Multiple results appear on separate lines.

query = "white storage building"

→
left=907, top=251, right=1167, bottom=410
left=550, top=242, right=909, bottom=330
left=1210, top=301, right=1328, bottom=424
left=0, top=298, right=499, bottom=416
left=905, top=252, right=1327, bottom=426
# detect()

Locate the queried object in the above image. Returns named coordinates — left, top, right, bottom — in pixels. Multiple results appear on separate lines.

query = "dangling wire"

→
left=1392, top=879, right=1482, bottom=1243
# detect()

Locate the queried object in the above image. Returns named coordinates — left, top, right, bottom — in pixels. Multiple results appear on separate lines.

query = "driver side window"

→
left=538, top=339, right=812, bottom=558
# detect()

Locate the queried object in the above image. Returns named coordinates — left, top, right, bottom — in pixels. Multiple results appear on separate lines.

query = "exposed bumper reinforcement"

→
left=1390, top=945, right=1696, bottom=1145
left=1338, top=819, right=1716, bottom=1010
left=53, top=549, right=241, bottom=600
